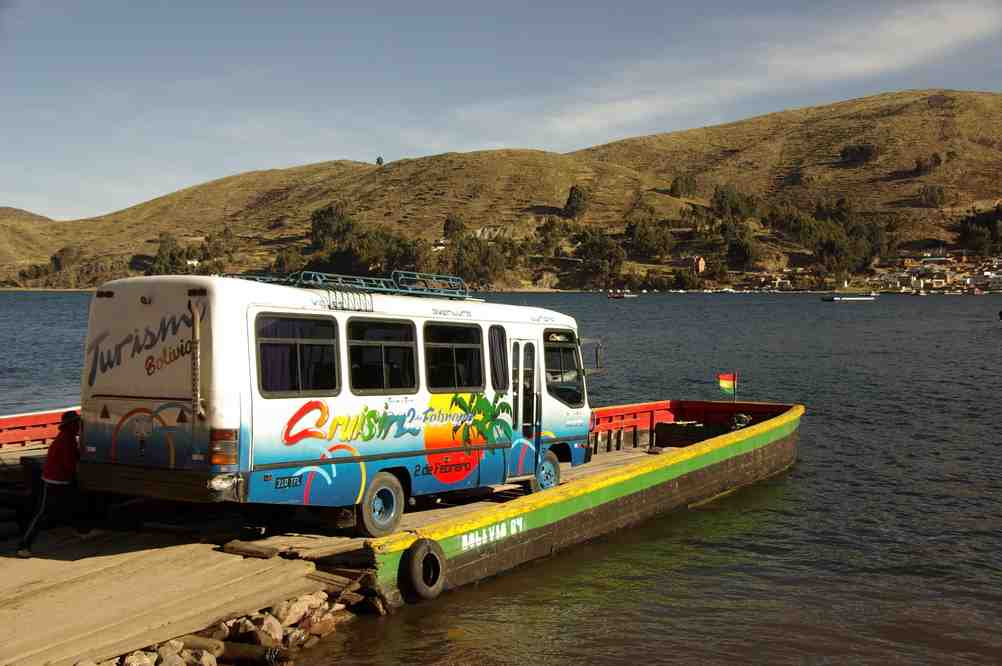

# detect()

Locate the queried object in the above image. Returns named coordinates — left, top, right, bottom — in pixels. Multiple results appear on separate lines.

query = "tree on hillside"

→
left=306, top=225, right=433, bottom=277
left=376, top=156, right=384, bottom=166
left=563, top=184, right=590, bottom=220
left=147, top=232, right=187, bottom=275
left=674, top=269, right=702, bottom=290
left=958, top=205, right=1002, bottom=254
left=628, top=220, right=674, bottom=261
left=813, top=197, right=854, bottom=226
left=839, top=143, right=880, bottom=165
left=271, top=247, right=303, bottom=273
left=535, top=216, right=573, bottom=257
left=669, top=174, right=697, bottom=197
left=448, top=236, right=506, bottom=287
left=919, top=184, right=947, bottom=208
left=50, top=245, right=83, bottom=272
left=573, top=229, right=625, bottom=287
left=711, top=184, right=757, bottom=220
left=443, top=214, right=467, bottom=241
left=721, top=221, right=761, bottom=270
left=310, top=202, right=355, bottom=249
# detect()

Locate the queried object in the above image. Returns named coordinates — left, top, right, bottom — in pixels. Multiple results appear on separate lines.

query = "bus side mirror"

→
left=581, top=338, right=606, bottom=376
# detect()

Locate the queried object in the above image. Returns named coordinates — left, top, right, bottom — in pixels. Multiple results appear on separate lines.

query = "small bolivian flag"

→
left=717, top=372, right=737, bottom=395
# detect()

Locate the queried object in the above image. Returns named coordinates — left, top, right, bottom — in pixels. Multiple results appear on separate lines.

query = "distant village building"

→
left=692, top=256, right=706, bottom=274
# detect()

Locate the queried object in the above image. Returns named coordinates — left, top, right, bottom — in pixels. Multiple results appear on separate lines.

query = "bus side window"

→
left=348, top=319, right=418, bottom=394
left=257, top=315, right=339, bottom=398
left=424, top=323, right=484, bottom=392
left=522, top=343, right=535, bottom=437
left=488, top=325, right=508, bottom=392
left=511, top=342, right=520, bottom=428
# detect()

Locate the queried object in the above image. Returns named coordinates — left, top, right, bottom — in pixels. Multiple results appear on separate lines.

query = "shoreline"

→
left=0, top=287, right=95, bottom=293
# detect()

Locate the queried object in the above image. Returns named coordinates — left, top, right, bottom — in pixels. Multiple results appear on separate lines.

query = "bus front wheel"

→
left=530, top=450, right=561, bottom=492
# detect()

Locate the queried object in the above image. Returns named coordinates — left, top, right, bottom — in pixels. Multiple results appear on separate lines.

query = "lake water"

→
left=2, top=290, right=1001, bottom=663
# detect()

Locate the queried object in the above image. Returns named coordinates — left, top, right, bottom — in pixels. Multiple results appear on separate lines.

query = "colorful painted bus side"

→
left=77, top=273, right=591, bottom=535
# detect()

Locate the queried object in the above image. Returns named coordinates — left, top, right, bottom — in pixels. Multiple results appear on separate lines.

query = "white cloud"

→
left=439, top=1, right=1002, bottom=150
left=761, top=2, right=1002, bottom=81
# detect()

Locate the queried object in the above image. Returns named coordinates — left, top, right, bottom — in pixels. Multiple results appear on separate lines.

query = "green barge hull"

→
left=365, top=399, right=804, bottom=604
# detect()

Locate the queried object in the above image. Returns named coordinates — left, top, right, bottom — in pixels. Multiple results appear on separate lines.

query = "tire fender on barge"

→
left=402, top=537, right=448, bottom=601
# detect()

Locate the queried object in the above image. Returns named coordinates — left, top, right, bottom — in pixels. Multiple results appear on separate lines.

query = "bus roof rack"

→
left=226, top=270, right=470, bottom=299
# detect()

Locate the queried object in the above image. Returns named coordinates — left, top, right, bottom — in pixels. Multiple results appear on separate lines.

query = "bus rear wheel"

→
left=358, top=472, right=405, bottom=537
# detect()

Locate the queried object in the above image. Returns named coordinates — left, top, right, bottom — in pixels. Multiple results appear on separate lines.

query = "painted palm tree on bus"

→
left=450, top=392, right=513, bottom=449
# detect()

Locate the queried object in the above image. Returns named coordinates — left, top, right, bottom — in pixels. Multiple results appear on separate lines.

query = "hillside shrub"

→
left=918, top=184, right=947, bottom=208
left=914, top=153, right=942, bottom=176
left=310, top=202, right=354, bottom=248
left=147, top=232, right=188, bottom=275
left=958, top=205, right=1002, bottom=253
left=443, top=214, right=467, bottom=241
left=627, top=219, right=674, bottom=261
left=50, top=245, right=83, bottom=272
left=840, top=143, right=879, bottom=165
left=563, top=185, right=589, bottom=220
left=711, top=184, right=758, bottom=220
left=573, top=229, right=624, bottom=287
left=674, top=269, right=701, bottom=290
left=721, top=221, right=761, bottom=269
left=535, top=216, right=575, bottom=257
left=669, top=174, right=698, bottom=197
left=271, top=248, right=303, bottom=273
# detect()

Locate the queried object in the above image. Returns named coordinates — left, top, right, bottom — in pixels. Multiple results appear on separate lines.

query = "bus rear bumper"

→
left=78, top=461, right=246, bottom=503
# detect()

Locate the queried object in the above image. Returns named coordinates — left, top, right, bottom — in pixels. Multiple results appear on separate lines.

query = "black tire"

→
left=530, top=449, right=561, bottom=493
left=403, top=538, right=447, bottom=601
left=358, top=471, right=405, bottom=537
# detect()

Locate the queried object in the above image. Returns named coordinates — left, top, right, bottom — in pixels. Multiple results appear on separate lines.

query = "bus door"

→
left=509, top=339, right=540, bottom=478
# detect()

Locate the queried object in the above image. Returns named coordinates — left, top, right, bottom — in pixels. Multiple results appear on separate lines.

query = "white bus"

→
left=78, top=271, right=592, bottom=536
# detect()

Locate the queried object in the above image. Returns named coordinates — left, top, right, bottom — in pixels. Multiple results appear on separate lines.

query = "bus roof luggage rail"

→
left=226, top=270, right=470, bottom=300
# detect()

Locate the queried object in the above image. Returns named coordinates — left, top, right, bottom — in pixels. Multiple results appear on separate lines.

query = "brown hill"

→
left=0, top=151, right=684, bottom=280
left=0, top=207, right=55, bottom=272
left=577, top=89, right=1002, bottom=216
left=4, top=89, right=1002, bottom=283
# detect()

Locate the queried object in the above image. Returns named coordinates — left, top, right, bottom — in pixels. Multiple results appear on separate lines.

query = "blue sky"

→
left=2, top=1, right=1001, bottom=220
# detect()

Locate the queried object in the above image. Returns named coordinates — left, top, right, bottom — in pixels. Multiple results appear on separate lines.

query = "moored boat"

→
left=821, top=294, right=876, bottom=302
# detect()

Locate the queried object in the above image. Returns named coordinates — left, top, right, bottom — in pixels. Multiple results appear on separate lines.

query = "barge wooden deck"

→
left=0, top=399, right=804, bottom=665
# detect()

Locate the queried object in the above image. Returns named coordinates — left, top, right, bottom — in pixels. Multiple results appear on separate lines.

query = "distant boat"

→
left=821, top=294, right=876, bottom=302
left=608, top=292, right=639, bottom=299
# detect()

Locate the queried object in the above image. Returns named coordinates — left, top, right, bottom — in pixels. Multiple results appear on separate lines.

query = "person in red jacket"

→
left=17, top=410, right=85, bottom=558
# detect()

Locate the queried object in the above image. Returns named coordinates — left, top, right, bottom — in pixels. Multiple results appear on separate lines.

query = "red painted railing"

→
left=0, top=407, right=78, bottom=450
left=588, top=400, right=790, bottom=453
left=589, top=401, right=676, bottom=453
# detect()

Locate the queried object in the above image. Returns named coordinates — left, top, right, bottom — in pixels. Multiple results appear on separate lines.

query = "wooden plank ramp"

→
left=0, top=529, right=319, bottom=666
left=0, top=449, right=666, bottom=665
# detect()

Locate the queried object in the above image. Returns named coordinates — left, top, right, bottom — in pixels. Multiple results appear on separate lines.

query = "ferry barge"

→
left=0, top=272, right=803, bottom=663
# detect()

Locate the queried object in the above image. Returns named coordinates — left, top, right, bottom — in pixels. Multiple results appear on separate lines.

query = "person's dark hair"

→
left=60, top=411, right=80, bottom=427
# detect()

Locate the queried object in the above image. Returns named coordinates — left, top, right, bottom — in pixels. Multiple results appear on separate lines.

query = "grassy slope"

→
left=576, top=89, right=1002, bottom=219
left=3, top=89, right=1001, bottom=280
left=0, top=151, right=685, bottom=278
left=0, top=208, right=56, bottom=271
